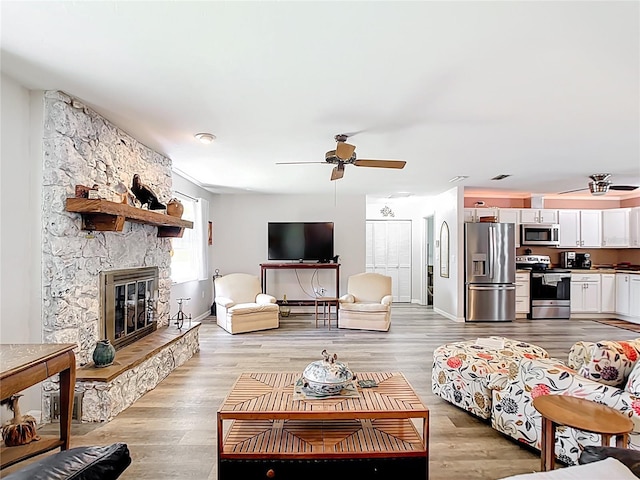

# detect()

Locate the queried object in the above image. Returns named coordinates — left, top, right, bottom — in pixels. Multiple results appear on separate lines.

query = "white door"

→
left=366, top=220, right=412, bottom=302
left=601, top=274, right=616, bottom=313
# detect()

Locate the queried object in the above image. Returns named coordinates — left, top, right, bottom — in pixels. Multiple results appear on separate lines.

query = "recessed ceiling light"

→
left=194, top=133, right=216, bottom=144
left=449, top=176, right=469, bottom=183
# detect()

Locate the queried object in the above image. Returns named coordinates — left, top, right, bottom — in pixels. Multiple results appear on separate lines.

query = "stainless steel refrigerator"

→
left=465, top=222, right=516, bottom=322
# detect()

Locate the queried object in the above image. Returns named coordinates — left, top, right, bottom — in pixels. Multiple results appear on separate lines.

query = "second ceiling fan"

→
left=559, top=174, right=639, bottom=196
left=277, top=134, right=407, bottom=181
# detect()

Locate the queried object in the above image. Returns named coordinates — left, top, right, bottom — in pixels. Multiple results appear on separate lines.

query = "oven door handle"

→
left=468, top=285, right=516, bottom=291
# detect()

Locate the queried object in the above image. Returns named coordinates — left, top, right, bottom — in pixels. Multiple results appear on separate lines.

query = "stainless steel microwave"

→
left=520, top=224, right=560, bottom=246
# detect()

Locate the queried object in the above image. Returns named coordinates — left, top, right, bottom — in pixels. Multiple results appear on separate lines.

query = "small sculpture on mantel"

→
left=131, top=174, right=166, bottom=210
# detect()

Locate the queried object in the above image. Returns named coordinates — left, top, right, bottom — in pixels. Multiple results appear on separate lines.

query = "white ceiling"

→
left=2, top=1, right=639, bottom=199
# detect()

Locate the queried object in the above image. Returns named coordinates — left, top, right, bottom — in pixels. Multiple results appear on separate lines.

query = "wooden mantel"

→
left=65, top=198, right=193, bottom=237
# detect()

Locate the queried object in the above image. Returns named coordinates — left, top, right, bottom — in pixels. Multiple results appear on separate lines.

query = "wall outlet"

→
left=201, top=291, right=205, bottom=299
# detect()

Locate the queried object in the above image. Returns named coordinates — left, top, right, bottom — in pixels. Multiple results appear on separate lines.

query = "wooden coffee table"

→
left=217, top=372, right=429, bottom=479
left=533, top=394, right=634, bottom=471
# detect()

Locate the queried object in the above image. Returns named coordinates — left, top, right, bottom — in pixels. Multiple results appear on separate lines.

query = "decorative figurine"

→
left=1, top=394, right=40, bottom=446
left=131, top=174, right=166, bottom=210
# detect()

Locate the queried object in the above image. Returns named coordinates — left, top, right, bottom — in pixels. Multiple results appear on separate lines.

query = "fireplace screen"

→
left=101, top=267, right=159, bottom=350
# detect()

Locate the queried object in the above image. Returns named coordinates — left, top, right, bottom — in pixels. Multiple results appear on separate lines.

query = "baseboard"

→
left=434, top=307, right=464, bottom=322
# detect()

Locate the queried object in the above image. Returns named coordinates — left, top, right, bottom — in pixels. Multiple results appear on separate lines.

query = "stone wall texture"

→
left=42, top=91, right=173, bottom=365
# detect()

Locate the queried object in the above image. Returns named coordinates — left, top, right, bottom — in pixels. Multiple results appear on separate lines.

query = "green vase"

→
left=93, top=339, right=116, bottom=367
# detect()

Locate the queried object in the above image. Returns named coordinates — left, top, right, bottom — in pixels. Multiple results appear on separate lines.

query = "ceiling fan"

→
left=559, top=174, right=639, bottom=196
left=277, top=134, right=406, bottom=181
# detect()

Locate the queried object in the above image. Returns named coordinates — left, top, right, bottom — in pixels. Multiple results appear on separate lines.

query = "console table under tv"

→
left=260, top=263, right=340, bottom=306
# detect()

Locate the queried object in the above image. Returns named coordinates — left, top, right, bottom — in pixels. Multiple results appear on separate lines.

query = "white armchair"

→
left=214, top=273, right=279, bottom=334
left=338, top=273, right=392, bottom=332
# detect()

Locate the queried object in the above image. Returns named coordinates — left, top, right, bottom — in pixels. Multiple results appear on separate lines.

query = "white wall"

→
left=169, top=173, right=218, bottom=321
left=0, top=74, right=45, bottom=416
left=433, top=186, right=465, bottom=321
left=210, top=194, right=365, bottom=301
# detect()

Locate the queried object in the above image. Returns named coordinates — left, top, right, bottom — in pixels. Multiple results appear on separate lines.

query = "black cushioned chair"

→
left=4, top=443, right=131, bottom=480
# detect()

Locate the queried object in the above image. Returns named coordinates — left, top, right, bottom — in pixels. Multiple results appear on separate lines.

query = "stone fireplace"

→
left=100, top=267, right=159, bottom=350
left=40, top=91, right=200, bottom=422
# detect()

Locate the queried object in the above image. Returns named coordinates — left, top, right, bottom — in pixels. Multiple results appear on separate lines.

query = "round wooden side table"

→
left=532, top=394, right=633, bottom=471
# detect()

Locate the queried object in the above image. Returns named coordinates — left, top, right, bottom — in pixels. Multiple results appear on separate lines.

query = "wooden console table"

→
left=260, top=263, right=340, bottom=306
left=218, top=371, right=429, bottom=479
left=0, top=344, right=76, bottom=469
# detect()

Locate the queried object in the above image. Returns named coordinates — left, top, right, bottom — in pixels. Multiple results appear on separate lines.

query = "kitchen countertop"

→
left=514, top=269, right=640, bottom=275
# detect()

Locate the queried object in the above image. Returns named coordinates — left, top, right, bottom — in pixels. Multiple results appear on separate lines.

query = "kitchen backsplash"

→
left=516, top=247, right=640, bottom=268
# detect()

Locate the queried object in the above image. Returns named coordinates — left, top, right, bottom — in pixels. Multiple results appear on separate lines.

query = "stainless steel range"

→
left=516, top=255, right=571, bottom=319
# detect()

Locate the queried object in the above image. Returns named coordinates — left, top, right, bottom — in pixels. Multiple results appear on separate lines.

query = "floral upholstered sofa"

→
left=491, top=339, right=640, bottom=465
left=433, top=337, right=640, bottom=466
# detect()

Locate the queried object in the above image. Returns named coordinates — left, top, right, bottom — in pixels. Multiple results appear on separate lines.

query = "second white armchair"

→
left=338, top=273, right=393, bottom=332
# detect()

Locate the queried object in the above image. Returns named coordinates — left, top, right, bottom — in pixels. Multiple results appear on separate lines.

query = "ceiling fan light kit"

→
left=559, top=173, right=639, bottom=196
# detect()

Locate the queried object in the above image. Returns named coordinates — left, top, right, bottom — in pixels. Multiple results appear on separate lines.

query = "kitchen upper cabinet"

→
left=601, top=274, right=616, bottom=313
left=520, top=209, right=558, bottom=224
left=497, top=209, right=521, bottom=247
left=630, top=207, right=640, bottom=248
left=602, top=208, right=630, bottom=247
left=464, top=208, right=498, bottom=223
left=558, top=209, right=601, bottom=248
left=571, top=274, right=601, bottom=313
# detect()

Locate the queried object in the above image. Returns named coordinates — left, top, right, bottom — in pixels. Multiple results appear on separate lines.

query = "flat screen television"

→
left=268, top=222, right=334, bottom=262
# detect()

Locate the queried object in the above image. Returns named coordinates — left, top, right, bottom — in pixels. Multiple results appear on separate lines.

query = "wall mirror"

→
left=439, top=221, right=449, bottom=278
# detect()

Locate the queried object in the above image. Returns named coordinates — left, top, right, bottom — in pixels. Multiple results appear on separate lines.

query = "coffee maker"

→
left=560, top=251, right=576, bottom=268
left=575, top=252, right=592, bottom=269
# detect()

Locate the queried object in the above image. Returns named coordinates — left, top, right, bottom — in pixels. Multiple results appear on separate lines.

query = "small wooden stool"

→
left=314, top=297, right=339, bottom=329
left=532, top=394, right=633, bottom=471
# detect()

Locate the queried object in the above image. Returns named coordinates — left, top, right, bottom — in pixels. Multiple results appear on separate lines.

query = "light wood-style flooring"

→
left=4, top=305, right=639, bottom=479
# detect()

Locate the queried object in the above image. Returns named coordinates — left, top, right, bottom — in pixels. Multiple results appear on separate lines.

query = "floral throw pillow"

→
left=625, top=359, right=640, bottom=395
left=578, top=340, right=640, bottom=387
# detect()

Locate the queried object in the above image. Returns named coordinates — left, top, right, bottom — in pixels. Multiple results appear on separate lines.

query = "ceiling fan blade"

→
left=336, top=142, right=356, bottom=161
left=330, top=164, right=345, bottom=181
left=354, top=159, right=407, bottom=169
left=558, top=187, right=589, bottom=194
left=276, top=161, right=325, bottom=165
left=610, top=185, right=639, bottom=191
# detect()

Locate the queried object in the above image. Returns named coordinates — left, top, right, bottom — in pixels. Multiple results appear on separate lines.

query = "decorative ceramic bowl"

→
left=302, top=350, right=355, bottom=395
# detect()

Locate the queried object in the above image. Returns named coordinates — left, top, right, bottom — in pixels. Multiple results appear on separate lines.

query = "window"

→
left=170, top=194, right=209, bottom=284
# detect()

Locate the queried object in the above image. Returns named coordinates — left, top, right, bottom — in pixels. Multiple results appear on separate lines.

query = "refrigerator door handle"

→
left=489, top=225, right=497, bottom=280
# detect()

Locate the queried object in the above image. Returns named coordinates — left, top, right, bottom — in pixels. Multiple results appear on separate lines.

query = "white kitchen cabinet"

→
left=630, top=207, right=640, bottom=248
left=616, top=273, right=631, bottom=316
left=515, top=272, right=530, bottom=315
left=520, top=209, right=558, bottom=224
left=571, top=273, right=601, bottom=313
left=630, top=276, right=640, bottom=319
left=601, top=274, right=616, bottom=313
left=602, top=208, right=630, bottom=247
left=464, top=208, right=498, bottom=223
left=558, top=210, right=601, bottom=248
left=498, top=209, right=521, bottom=247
